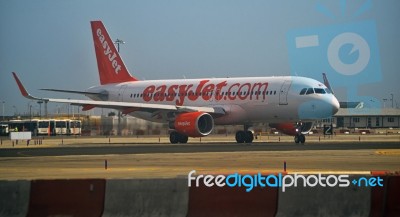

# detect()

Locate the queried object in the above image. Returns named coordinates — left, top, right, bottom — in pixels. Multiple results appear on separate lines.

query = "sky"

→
left=0, top=0, right=399, bottom=117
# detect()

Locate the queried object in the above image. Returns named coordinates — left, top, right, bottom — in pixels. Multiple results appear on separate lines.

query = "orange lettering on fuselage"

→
left=142, top=80, right=268, bottom=105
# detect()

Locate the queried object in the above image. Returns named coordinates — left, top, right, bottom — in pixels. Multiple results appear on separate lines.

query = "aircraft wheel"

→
left=299, top=134, right=306, bottom=144
left=244, top=131, right=254, bottom=143
left=179, top=135, right=189, bottom=143
left=170, top=131, right=180, bottom=144
left=294, top=135, right=300, bottom=144
left=235, top=131, right=245, bottom=143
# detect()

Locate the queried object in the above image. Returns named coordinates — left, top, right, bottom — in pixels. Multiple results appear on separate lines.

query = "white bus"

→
left=68, top=120, right=82, bottom=135
left=55, top=120, right=68, bottom=135
left=37, top=120, right=50, bottom=135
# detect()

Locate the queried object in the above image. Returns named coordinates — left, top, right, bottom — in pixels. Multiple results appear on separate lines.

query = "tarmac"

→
left=0, top=134, right=399, bottom=180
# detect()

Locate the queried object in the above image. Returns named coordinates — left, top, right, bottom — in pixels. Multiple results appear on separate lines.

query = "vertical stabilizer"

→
left=322, top=73, right=334, bottom=94
left=91, top=21, right=138, bottom=84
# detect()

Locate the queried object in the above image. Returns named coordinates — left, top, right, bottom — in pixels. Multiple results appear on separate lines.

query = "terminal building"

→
left=315, top=101, right=400, bottom=130
left=334, top=108, right=400, bottom=129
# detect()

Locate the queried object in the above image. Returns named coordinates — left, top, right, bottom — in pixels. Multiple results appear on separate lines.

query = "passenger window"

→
left=306, top=88, right=314, bottom=95
left=274, top=91, right=276, bottom=95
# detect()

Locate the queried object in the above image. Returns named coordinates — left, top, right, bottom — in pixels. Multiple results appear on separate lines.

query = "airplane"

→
left=12, top=20, right=340, bottom=144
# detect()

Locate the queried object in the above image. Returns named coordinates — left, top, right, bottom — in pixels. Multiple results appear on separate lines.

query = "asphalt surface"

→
left=1, top=141, right=399, bottom=158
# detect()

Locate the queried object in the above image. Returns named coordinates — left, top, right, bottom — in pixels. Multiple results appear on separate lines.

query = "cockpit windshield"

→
left=325, top=88, right=332, bottom=94
left=306, top=88, right=314, bottom=95
left=314, top=88, right=326, bottom=94
left=299, top=87, right=332, bottom=95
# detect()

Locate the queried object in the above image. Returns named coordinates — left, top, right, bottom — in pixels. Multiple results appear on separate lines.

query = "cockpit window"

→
left=299, top=88, right=307, bottom=95
left=306, top=88, right=314, bottom=95
left=325, top=88, right=332, bottom=94
left=314, top=88, right=326, bottom=94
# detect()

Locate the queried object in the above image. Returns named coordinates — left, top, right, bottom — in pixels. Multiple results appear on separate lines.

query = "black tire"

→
left=169, top=131, right=180, bottom=144
left=299, top=134, right=306, bottom=144
left=179, top=135, right=189, bottom=143
left=235, top=131, right=245, bottom=143
left=244, top=131, right=254, bottom=143
left=294, top=135, right=300, bottom=144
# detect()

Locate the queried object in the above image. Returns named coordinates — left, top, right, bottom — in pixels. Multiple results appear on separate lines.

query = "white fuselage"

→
left=86, top=76, right=340, bottom=125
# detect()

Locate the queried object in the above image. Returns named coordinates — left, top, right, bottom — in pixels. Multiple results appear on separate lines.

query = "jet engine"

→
left=171, top=112, right=214, bottom=137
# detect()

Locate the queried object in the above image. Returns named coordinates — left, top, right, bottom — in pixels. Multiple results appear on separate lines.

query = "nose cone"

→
left=332, top=96, right=340, bottom=115
left=298, top=95, right=340, bottom=120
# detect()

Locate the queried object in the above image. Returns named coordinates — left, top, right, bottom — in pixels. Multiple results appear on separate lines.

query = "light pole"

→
left=29, top=105, right=32, bottom=133
left=383, top=99, right=387, bottom=108
left=390, top=94, right=394, bottom=108
left=67, top=98, right=70, bottom=119
left=1, top=101, right=4, bottom=121
left=12, top=105, right=18, bottom=117
left=114, top=38, right=125, bottom=136
left=37, top=101, right=43, bottom=119
left=114, top=39, right=125, bottom=53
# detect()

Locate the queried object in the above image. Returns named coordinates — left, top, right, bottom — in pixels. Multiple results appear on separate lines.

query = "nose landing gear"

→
left=294, top=133, right=306, bottom=144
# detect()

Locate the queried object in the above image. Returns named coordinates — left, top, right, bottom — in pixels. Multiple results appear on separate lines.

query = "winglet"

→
left=12, top=72, right=42, bottom=100
left=322, top=73, right=334, bottom=94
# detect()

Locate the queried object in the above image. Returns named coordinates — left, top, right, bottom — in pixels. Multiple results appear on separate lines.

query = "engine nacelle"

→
left=172, top=112, right=214, bottom=137
left=269, top=122, right=313, bottom=136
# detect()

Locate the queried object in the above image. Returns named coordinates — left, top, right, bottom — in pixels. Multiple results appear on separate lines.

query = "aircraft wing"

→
left=12, top=72, right=225, bottom=115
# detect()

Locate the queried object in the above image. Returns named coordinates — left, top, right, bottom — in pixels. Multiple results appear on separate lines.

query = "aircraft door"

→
left=279, top=80, right=292, bottom=105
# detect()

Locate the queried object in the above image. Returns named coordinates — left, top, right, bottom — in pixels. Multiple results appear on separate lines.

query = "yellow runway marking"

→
left=375, top=150, right=400, bottom=155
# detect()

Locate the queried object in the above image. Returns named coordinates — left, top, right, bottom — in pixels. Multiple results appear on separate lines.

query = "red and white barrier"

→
left=0, top=180, right=30, bottom=217
left=0, top=175, right=398, bottom=216
left=102, top=179, right=188, bottom=217
left=27, top=179, right=105, bottom=217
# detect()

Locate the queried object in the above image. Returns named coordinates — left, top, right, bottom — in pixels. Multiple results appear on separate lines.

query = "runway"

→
left=1, top=141, right=400, bottom=158
left=1, top=138, right=399, bottom=180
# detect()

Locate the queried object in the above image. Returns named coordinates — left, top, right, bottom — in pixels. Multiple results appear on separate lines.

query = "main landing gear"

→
left=169, top=131, right=188, bottom=144
left=235, top=126, right=254, bottom=143
left=294, top=134, right=306, bottom=144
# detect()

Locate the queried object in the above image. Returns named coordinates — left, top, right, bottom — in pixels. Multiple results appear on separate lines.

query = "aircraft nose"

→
left=332, top=96, right=340, bottom=115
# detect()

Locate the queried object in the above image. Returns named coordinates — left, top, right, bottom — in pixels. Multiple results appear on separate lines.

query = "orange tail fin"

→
left=91, top=21, right=138, bottom=84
